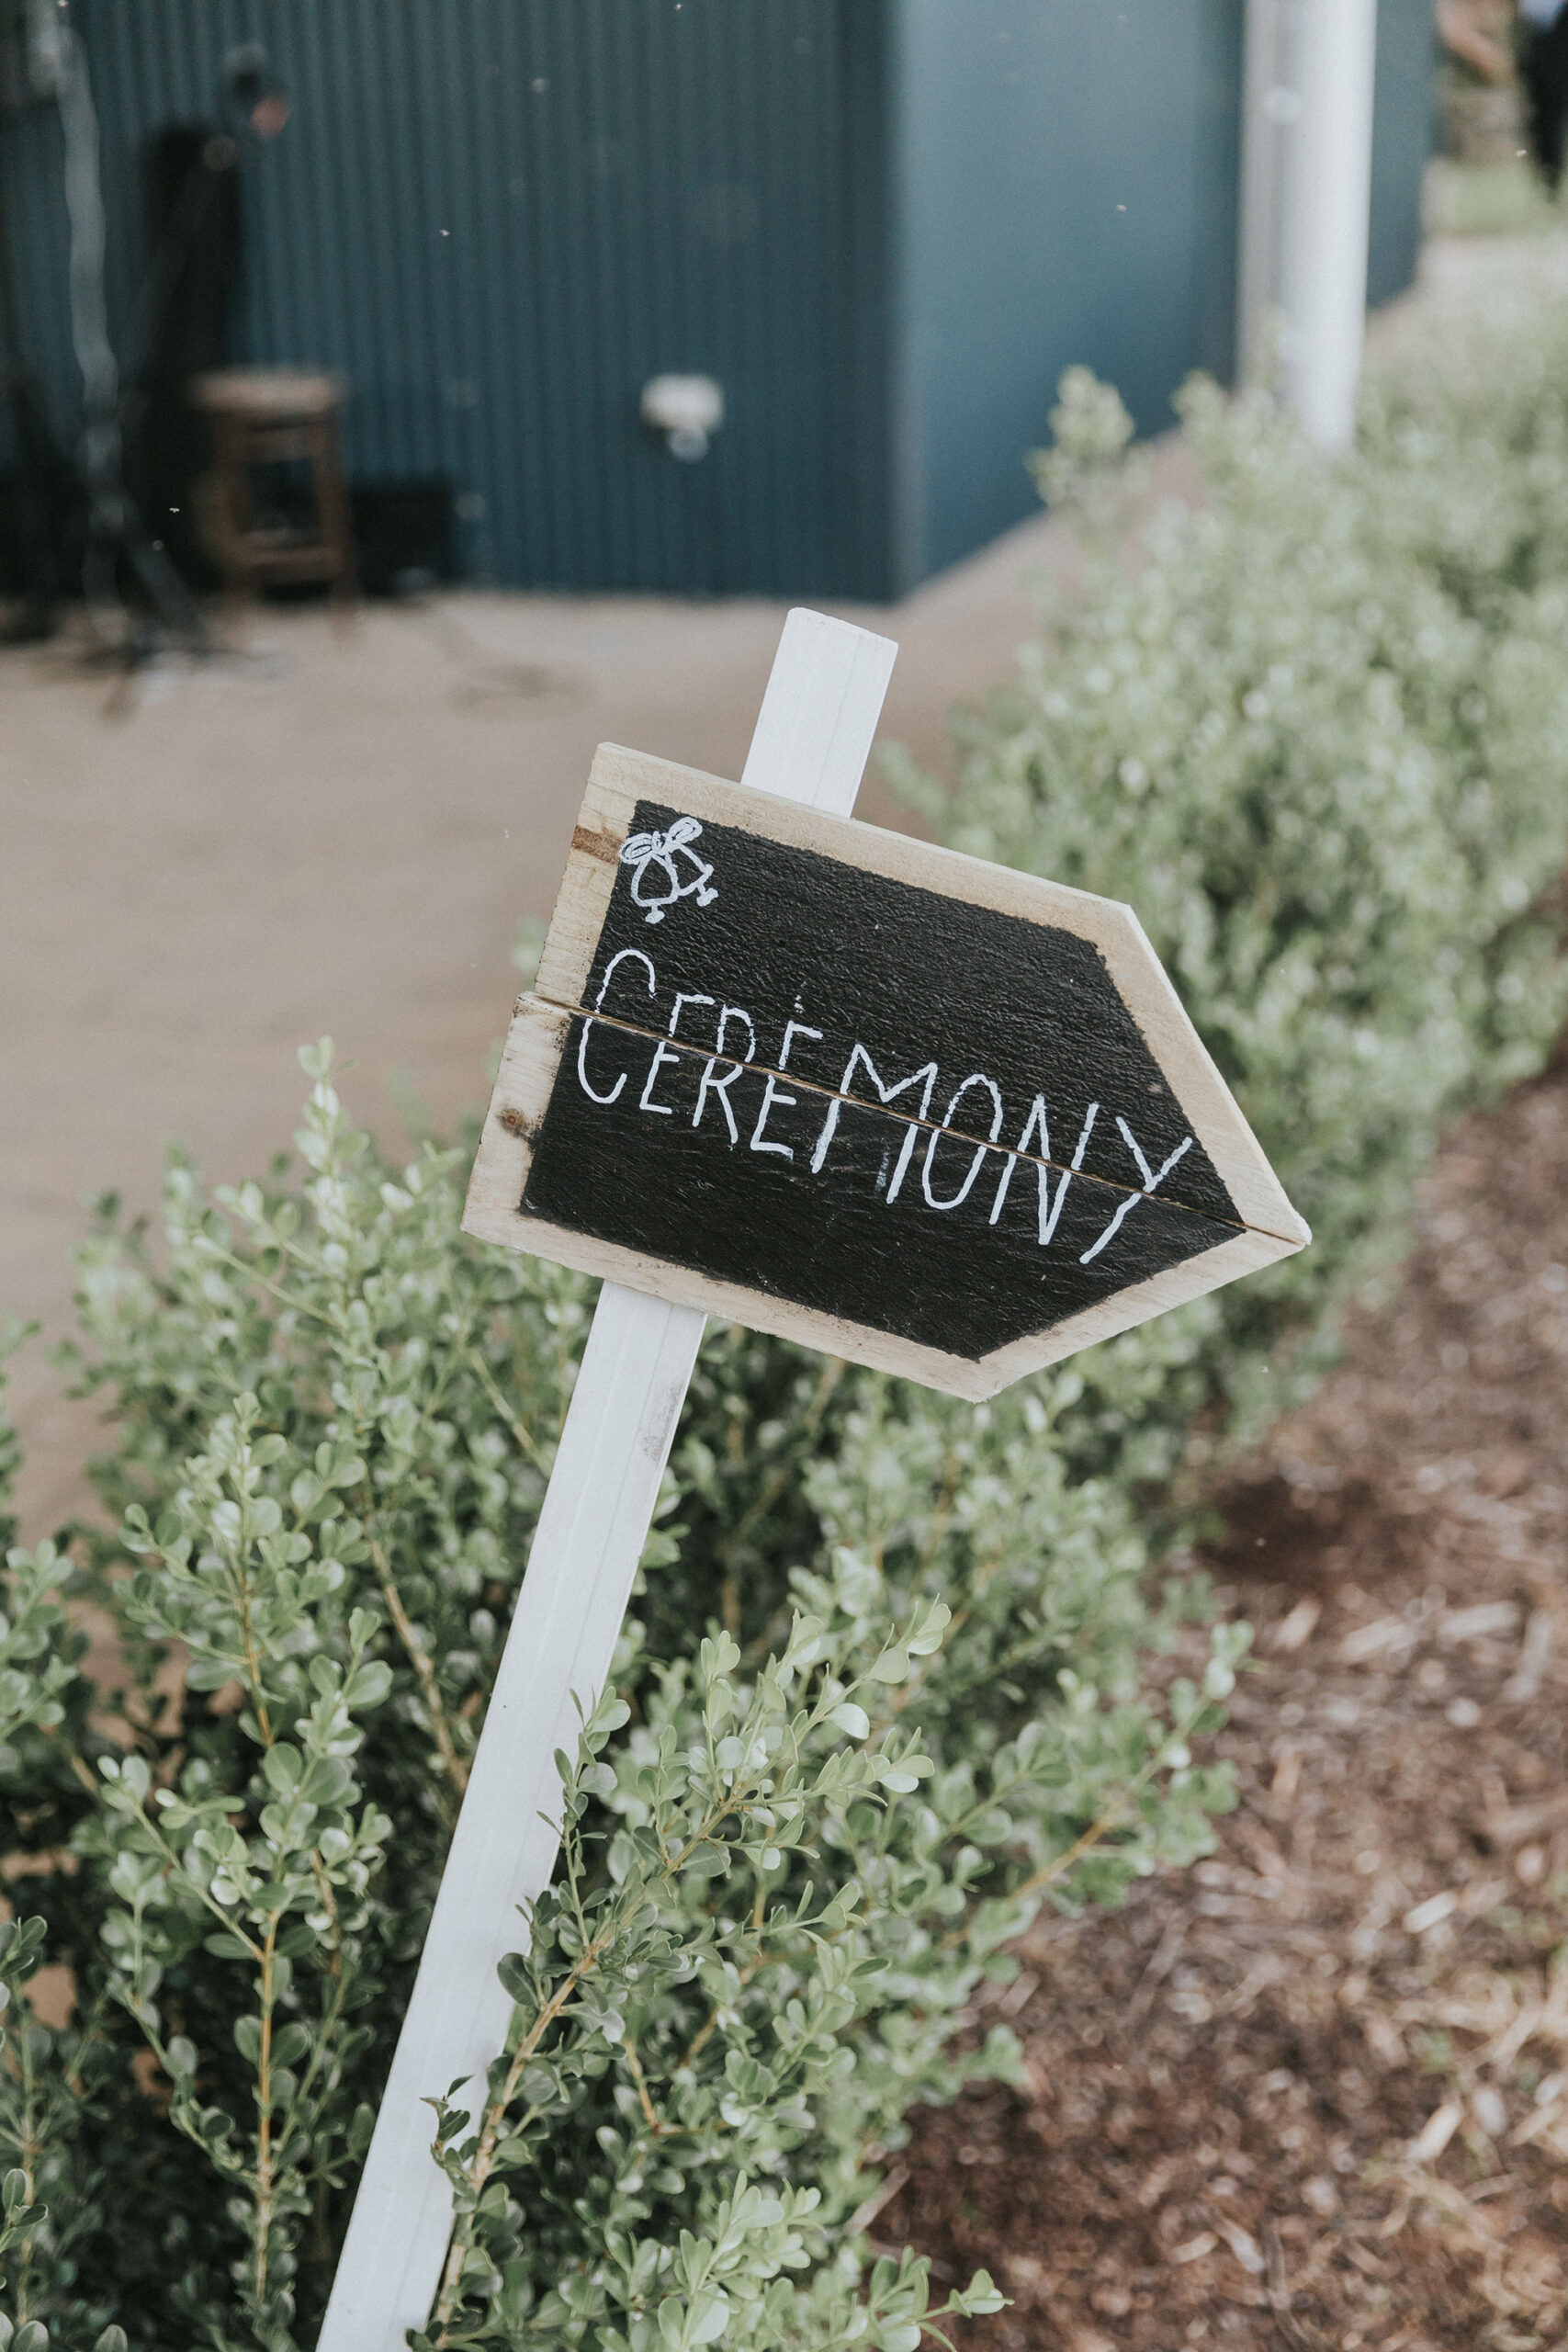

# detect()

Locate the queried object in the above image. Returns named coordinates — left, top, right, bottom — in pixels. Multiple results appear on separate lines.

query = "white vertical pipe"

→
left=1236, top=0, right=1294, bottom=395
left=318, top=608, right=897, bottom=2351
left=1285, top=0, right=1378, bottom=449
left=1237, top=0, right=1380, bottom=451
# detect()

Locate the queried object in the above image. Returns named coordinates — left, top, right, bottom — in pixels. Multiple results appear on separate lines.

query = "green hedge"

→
left=4, top=300, right=1568, bottom=2350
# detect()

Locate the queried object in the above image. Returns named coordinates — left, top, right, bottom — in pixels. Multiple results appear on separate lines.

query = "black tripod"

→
left=0, top=109, right=73, bottom=642
left=2, top=23, right=286, bottom=668
left=54, top=12, right=217, bottom=666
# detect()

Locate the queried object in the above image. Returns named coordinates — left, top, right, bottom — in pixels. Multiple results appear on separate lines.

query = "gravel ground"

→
left=884, top=1055, right=1568, bottom=2351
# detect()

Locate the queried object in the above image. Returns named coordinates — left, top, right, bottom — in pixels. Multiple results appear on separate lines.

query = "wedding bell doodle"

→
left=465, top=741, right=1309, bottom=1397
left=618, top=814, right=718, bottom=924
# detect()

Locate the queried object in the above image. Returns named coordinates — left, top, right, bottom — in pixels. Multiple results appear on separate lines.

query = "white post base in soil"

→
left=318, top=607, right=897, bottom=2350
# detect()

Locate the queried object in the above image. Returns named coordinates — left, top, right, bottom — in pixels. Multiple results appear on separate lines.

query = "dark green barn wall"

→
left=2, top=0, right=1433, bottom=599
left=887, top=0, right=1245, bottom=593
left=1368, top=0, right=1436, bottom=307
left=4, top=0, right=896, bottom=597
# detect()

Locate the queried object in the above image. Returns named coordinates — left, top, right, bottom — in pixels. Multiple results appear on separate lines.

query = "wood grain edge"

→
left=534, top=826, right=619, bottom=1015
left=1089, top=900, right=1311, bottom=1249
left=967, top=1222, right=1298, bottom=1394
left=545, top=745, right=1309, bottom=1250
left=578, top=742, right=1136, bottom=944
left=461, top=992, right=565, bottom=1243
left=462, top=999, right=1305, bottom=1403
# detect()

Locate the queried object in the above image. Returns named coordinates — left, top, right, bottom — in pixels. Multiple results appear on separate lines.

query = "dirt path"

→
left=886, top=1058, right=1568, bottom=2351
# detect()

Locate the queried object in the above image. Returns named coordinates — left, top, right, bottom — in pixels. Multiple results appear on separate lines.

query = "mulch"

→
left=884, top=1057, right=1568, bottom=2352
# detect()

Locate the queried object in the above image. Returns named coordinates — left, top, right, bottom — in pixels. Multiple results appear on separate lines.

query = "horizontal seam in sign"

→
left=528, top=996, right=1263, bottom=1239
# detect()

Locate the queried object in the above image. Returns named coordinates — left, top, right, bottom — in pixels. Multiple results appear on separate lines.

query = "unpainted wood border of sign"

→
left=463, top=743, right=1310, bottom=1401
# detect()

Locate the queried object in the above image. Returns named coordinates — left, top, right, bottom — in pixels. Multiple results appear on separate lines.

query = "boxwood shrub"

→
left=4, top=300, right=1568, bottom=2349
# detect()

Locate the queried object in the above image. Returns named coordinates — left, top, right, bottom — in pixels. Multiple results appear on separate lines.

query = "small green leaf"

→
left=957, top=2267, right=1007, bottom=2314
left=686, top=2289, right=730, bottom=2346
left=682, top=1844, right=731, bottom=1879
left=498, top=1951, right=532, bottom=2003
left=345, top=1659, right=393, bottom=1710
left=202, top=1931, right=255, bottom=1961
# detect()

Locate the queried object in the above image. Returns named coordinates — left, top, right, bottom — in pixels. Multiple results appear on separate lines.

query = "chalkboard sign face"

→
left=465, top=745, right=1308, bottom=1398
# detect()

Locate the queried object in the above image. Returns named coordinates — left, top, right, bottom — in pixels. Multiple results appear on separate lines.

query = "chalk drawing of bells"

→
left=617, top=816, right=719, bottom=924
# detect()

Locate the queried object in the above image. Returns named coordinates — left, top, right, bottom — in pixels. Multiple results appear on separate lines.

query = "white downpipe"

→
left=1237, top=0, right=1380, bottom=451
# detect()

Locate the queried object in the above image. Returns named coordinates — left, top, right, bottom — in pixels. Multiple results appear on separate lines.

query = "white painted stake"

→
left=1236, top=0, right=1379, bottom=450
left=319, top=608, right=897, bottom=2350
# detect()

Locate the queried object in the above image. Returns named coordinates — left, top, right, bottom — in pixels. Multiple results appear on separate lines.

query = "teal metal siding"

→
left=9, top=0, right=894, bottom=595
left=2, top=0, right=1432, bottom=598
left=1368, top=0, right=1436, bottom=308
left=889, top=0, right=1245, bottom=589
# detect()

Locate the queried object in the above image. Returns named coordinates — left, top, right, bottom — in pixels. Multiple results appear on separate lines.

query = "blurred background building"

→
left=1, top=0, right=1434, bottom=605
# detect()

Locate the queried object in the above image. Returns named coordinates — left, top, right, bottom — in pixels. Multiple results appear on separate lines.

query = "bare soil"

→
left=886, top=1059, right=1568, bottom=2351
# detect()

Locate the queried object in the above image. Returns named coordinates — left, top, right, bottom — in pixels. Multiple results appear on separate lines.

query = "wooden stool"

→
left=191, top=368, right=356, bottom=614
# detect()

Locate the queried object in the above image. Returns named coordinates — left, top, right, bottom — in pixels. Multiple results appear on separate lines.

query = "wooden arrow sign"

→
left=465, top=748, right=1306, bottom=1394
left=321, top=612, right=1306, bottom=2348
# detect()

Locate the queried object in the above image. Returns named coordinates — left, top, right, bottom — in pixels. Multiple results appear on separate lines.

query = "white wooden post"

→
left=318, top=608, right=897, bottom=2351
left=1236, top=0, right=1380, bottom=450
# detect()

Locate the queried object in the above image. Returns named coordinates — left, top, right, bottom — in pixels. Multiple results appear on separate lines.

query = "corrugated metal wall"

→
left=890, top=0, right=1246, bottom=590
left=4, top=0, right=894, bottom=595
left=1, top=0, right=1430, bottom=600
left=1368, top=0, right=1435, bottom=308
left=884, top=0, right=1430, bottom=591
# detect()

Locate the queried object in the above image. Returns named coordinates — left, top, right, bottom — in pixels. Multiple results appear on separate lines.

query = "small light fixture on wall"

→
left=639, top=373, right=724, bottom=462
